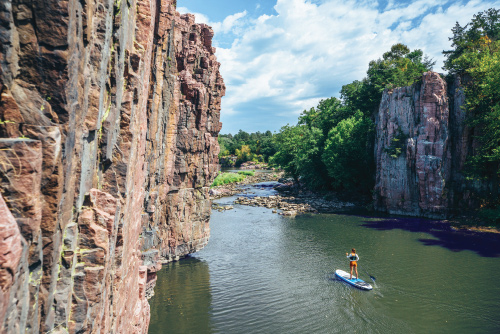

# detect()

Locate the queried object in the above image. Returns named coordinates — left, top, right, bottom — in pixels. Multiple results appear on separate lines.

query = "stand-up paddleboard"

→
left=335, top=269, right=373, bottom=290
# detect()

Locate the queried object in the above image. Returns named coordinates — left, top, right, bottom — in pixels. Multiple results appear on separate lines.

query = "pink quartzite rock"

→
left=374, top=72, right=451, bottom=218
left=374, top=72, right=490, bottom=218
left=0, top=194, right=23, bottom=327
left=0, top=0, right=224, bottom=333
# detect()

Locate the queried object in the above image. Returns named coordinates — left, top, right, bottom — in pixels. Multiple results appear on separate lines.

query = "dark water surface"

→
left=149, top=191, right=500, bottom=334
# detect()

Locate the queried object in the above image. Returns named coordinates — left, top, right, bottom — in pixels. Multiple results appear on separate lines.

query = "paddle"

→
left=359, top=265, right=376, bottom=282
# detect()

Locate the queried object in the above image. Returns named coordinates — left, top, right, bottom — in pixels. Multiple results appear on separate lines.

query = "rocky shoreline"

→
left=234, top=194, right=357, bottom=216
left=210, top=171, right=365, bottom=216
left=209, top=171, right=283, bottom=199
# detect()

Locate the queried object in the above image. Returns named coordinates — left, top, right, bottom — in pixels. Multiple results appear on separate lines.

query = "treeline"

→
left=218, top=130, right=277, bottom=166
left=271, top=42, right=434, bottom=196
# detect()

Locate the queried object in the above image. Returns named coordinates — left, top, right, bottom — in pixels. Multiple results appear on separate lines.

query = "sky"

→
left=177, top=0, right=498, bottom=134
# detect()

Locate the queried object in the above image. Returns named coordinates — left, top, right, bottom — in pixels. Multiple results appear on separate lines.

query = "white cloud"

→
left=212, top=11, right=248, bottom=34
left=178, top=6, right=248, bottom=36
left=194, top=0, right=497, bottom=133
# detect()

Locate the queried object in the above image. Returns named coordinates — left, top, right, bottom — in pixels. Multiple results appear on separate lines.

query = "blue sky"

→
left=178, top=0, right=498, bottom=134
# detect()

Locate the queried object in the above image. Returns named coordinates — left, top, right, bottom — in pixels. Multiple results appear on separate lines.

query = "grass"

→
left=212, top=172, right=246, bottom=187
left=237, top=170, right=255, bottom=176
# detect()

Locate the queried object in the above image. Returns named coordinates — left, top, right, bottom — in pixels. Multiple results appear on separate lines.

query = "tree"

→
left=443, top=8, right=500, bottom=74
left=341, top=44, right=435, bottom=115
left=270, top=125, right=325, bottom=187
left=299, top=98, right=355, bottom=134
left=322, top=111, right=375, bottom=194
left=218, top=135, right=232, bottom=157
left=453, top=38, right=500, bottom=184
left=235, top=145, right=260, bottom=165
left=366, top=44, right=435, bottom=94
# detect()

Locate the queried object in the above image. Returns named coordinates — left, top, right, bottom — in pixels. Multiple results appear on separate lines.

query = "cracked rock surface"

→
left=0, top=1, right=224, bottom=333
left=374, top=72, right=487, bottom=219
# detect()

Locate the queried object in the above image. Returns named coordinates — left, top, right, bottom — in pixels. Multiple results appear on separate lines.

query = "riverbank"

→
left=211, top=172, right=499, bottom=232
left=446, top=218, right=500, bottom=234
left=234, top=193, right=360, bottom=216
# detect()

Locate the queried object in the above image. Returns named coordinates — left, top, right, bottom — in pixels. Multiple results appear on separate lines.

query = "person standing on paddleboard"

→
left=346, top=248, right=359, bottom=279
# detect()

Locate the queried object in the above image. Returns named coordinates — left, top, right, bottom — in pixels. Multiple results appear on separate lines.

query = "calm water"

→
left=149, top=189, right=500, bottom=334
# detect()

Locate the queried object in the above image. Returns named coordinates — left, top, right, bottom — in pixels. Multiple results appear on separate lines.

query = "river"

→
left=149, top=184, right=500, bottom=334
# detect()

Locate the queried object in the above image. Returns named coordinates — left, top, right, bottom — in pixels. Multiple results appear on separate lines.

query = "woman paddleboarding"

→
left=346, top=248, right=359, bottom=279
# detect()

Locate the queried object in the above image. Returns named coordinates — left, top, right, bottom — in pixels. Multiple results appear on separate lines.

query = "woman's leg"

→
left=350, top=263, right=353, bottom=279
left=355, top=265, right=358, bottom=279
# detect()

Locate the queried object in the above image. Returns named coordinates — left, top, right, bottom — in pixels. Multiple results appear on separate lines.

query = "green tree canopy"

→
left=322, top=111, right=375, bottom=193
left=443, top=8, right=500, bottom=73
left=341, top=43, right=435, bottom=115
left=453, top=38, right=500, bottom=183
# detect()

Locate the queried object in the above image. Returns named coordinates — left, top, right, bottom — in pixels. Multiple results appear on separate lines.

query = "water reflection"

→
left=149, top=257, right=213, bottom=334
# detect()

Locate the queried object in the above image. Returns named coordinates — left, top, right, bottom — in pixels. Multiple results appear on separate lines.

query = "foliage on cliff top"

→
left=443, top=8, right=500, bottom=74
left=341, top=43, right=435, bottom=114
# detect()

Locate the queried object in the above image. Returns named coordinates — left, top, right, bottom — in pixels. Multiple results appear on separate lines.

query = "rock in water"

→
left=0, top=1, right=224, bottom=333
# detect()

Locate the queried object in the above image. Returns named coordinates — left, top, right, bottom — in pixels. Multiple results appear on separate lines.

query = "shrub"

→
left=384, top=129, right=408, bottom=158
left=211, top=172, right=245, bottom=187
left=237, top=170, right=255, bottom=176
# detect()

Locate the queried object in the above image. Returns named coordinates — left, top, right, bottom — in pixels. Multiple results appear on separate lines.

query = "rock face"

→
left=374, top=72, right=483, bottom=218
left=0, top=1, right=224, bottom=333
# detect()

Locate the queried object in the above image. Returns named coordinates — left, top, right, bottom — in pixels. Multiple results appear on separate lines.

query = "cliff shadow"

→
left=361, top=218, right=500, bottom=258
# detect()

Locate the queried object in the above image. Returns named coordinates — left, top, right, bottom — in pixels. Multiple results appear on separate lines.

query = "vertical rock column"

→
left=374, top=72, right=451, bottom=218
left=140, top=12, right=225, bottom=269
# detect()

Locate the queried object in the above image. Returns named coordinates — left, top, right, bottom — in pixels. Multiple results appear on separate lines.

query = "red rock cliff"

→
left=0, top=1, right=224, bottom=333
left=373, top=72, right=485, bottom=218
